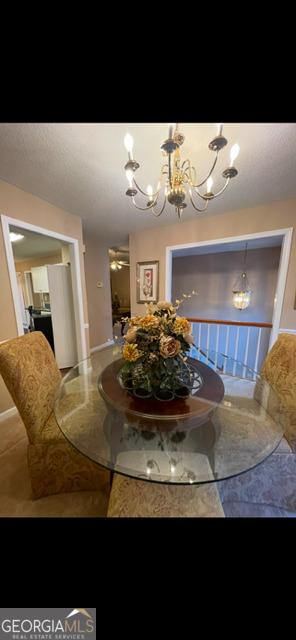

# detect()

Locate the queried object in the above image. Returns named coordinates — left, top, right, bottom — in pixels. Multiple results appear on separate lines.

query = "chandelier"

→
left=232, top=242, right=251, bottom=310
left=124, top=124, right=240, bottom=219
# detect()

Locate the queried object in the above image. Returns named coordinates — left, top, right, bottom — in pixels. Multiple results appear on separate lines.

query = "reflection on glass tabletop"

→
left=54, top=342, right=284, bottom=485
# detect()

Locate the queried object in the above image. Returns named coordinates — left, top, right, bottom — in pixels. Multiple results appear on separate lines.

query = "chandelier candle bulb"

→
left=217, top=123, right=223, bottom=136
left=147, top=185, right=153, bottom=202
left=124, top=133, right=134, bottom=160
left=206, top=176, right=214, bottom=195
left=230, top=143, right=240, bottom=167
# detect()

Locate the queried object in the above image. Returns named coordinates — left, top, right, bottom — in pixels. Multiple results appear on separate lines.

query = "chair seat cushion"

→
left=218, top=451, right=296, bottom=512
left=107, top=474, right=225, bottom=517
left=222, top=501, right=296, bottom=517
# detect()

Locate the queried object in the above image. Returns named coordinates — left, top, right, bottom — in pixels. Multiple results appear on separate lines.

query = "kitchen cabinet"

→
left=31, top=266, right=49, bottom=293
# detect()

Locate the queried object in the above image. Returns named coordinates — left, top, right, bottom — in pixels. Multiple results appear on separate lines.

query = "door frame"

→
left=165, top=227, right=293, bottom=348
left=1, top=214, right=87, bottom=362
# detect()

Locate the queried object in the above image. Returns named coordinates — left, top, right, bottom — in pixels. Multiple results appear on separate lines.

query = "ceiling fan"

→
left=109, top=247, right=130, bottom=270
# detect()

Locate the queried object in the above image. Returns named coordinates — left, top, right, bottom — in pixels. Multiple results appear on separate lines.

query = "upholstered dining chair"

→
left=0, top=331, right=110, bottom=499
left=107, top=333, right=296, bottom=517
left=217, top=332, right=296, bottom=516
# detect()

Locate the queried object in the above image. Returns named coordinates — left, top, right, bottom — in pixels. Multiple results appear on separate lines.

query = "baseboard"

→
left=90, top=339, right=114, bottom=354
left=0, top=406, right=18, bottom=422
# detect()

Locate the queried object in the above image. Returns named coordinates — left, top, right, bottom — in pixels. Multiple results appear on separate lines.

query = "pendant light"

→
left=232, top=242, right=251, bottom=310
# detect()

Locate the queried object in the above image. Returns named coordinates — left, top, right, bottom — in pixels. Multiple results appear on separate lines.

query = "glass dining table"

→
left=54, top=341, right=283, bottom=485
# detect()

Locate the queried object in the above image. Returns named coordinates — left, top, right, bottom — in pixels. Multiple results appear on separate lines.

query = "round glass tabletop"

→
left=54, top=342, right=284, bottom=485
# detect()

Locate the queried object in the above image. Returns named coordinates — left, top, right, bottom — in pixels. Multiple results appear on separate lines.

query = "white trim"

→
left=1, top=216, right=24, bottom=335
left=68, top=242, right=87, bottom=362
left=2, top=215, right=80, bottom=244
left=165, top=246, right=173, bottom=305
left=165, top=228, right=293, bottom=256
left=279, top=328, right=296, bottom=334
left=269, top=228, right=293, bottom=346
left=90, top=339, right=114, bottom=353
left=165, top=227, right=293, bottom=349
left=0, top=214, right=87, bottom=362
left=0, top=406, right=18, bottom=422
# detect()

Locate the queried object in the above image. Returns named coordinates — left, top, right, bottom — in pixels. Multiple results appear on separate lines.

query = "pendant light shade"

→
left=233, top=244, right=251, bottom=310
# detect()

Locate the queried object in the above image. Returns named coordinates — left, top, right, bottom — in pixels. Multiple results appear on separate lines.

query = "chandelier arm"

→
left=181, top=159, right=191, bottom=170
left=191, top=177, right=230, bottom=200
left=131, top=196, right=158, bottom=211
left=152, top=196, right=167, bottom=217
left=132, top=177, right=161, bottom=199
left=210, top=177, right=231, bottom=198
left=190, top=152, right=219, bottom=188
left=189, top=192, right=209, bottom=212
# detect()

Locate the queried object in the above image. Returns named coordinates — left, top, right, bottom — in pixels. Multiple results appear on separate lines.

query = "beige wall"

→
left=110, top=267, right=131, bottom=308
left=130, top=198, right=296, bottom=330
left=172, top=247, right=281, bottom=323
left=0, top=179, right=89, bottom=414
left=15, top=254, right=62, bottom=272
left=83, top=233, right=113, bottom=349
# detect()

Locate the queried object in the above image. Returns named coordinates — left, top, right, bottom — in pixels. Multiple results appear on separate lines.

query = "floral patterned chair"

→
left=107, top=475, right=225, bottom=517
left=217, top=332, right=296, bottom=517
left=0, top=331, right=110, bottom=499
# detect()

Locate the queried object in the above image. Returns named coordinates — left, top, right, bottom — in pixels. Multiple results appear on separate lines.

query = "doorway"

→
left=1, top=215, right=87, bottom=367
left=165, top=228, right=293, bottom=371
left=109, top=246, right=131, bottom=337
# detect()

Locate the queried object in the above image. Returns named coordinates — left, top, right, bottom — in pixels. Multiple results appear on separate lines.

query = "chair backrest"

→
left=0, top=331, right=61, bottom=444
left=256, top=332, right=296, bottom=451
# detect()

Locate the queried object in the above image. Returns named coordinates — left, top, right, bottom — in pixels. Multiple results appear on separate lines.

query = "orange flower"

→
left=138, top=314, right=160, bottom=330
left=129, top=316, right=143, bottom=326
left=122, top=343, right=143, bottom=362
left=173, top=317, right=192, bottom=336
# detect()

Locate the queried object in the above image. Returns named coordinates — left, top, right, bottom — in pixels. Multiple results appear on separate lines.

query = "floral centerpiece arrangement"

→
left=119, top=295, right=197, bottom=401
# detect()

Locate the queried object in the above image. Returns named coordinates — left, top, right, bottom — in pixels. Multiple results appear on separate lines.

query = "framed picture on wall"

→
left=136, top=260, right=159, bottom=303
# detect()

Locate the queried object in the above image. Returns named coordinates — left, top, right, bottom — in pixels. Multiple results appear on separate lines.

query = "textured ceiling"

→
left=0, top=123, right=295, bottom=246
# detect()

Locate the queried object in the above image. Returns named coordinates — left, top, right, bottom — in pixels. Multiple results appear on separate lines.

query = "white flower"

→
left=157, top=301, right=173, bottom=310
left=159, top=336, right=181, bottom=358
left=125, top=327, right=138, bottom=343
